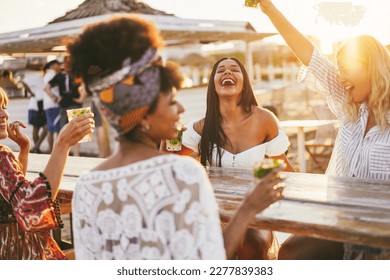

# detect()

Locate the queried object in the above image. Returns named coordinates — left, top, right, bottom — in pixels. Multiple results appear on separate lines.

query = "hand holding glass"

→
left=66, top=107, right=92, bottom=143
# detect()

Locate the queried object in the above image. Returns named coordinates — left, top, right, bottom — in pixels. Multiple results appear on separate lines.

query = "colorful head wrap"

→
left=87, top=48, right=161, bottom=135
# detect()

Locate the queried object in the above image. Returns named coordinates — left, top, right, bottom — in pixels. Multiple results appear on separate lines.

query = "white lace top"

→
left=72, top=155, right=226, bottom=260
left=182, top=120, right=290, bottom=168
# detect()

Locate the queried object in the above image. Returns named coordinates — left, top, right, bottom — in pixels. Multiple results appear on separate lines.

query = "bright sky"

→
left=0, top=0, right=389, bottom=50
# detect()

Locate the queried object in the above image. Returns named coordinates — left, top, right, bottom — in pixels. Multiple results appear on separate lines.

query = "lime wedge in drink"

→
left=253, top=159, right=284, bottom=178
left=169, top=139, right=180, bottom=145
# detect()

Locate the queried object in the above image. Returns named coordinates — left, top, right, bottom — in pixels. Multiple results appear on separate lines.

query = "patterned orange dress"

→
left=0, top=145, right=65, bottom=259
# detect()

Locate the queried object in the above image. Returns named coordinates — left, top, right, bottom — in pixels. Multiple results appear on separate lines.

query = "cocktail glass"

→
left=166, top=129, right=183, bottom=151
left=66, top=107, right=92, bottom=143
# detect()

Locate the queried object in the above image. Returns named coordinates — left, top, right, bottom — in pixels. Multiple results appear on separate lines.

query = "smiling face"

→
left=213, top=58, right=244, bottom=98
left=337, top=55, right=371, bottom=104
left=144, top=90, right=185, bottom=141
left=0, top=89, right=9, bottom=140
left=337, top=38, right=372, bottom=104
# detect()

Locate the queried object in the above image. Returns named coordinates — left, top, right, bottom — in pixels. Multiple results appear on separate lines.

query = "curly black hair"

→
left=67, top=16, right=163, bottom=83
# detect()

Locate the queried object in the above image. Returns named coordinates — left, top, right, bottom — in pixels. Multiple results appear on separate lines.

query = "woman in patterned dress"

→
left=256, top=0, right=390, bottom=260
left=67, top=16, right=286, bottom=260
left=0, top=87, right=94, bottom=259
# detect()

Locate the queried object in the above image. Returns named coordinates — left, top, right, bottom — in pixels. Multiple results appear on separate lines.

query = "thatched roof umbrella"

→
left=50, top=0, right=172, bottom=23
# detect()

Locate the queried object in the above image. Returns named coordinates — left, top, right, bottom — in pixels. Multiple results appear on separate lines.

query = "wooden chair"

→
left=305, top=105, right=338, bottom=172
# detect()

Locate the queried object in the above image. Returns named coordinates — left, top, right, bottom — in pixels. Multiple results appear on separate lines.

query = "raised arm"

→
left=43, top=113, right=94, bottom=198
left=258, top=0, right=314, bottom=66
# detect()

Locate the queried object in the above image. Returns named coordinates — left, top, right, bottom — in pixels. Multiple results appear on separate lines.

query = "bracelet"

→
left=39, top=172, right=64, bottom=229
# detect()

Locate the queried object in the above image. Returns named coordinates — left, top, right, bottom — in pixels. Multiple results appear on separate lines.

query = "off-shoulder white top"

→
left=182, top=120, right=290, bottom=169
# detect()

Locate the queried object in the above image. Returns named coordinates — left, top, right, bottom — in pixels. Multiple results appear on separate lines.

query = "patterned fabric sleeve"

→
left=182, top=120, right=201, bottom=154
left=298, top=48, right=345, bottom=119
left=0, top=147, right=61, bottom=232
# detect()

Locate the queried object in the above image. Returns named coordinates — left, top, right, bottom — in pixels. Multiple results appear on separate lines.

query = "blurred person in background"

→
left=22, top=66, right=47, bottom=153
left=0, top=70, right=22, bottom=98
left=46, top=57, right=83, bottom=156
left=43, top=60, right=62, bottom=152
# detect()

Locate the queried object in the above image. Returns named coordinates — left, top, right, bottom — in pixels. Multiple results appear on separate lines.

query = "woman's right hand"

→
left=258, top=0, right=274, bottom=14
left=56, top=113, right=95, bottom=148
left=244, top=165, right=286, bottom=214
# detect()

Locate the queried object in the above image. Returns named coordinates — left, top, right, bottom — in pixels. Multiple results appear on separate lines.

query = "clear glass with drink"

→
left=252, top=158, right=284, bottom=189
left=166, top=129, right=183, bottom=151
left=253, top=158, right=285, bottom=206
left=244, top=0, right=259, bottom=8
left=66, top=107, right=92, bottom=143
left=253, top=158, right=284, bottom=179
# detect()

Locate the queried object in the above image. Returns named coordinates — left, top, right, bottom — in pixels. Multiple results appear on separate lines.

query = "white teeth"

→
left=222, top=78, right=235, bottom=86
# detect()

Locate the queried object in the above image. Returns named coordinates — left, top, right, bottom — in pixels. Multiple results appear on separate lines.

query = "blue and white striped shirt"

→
left=298, top=48, right=390, bottom=180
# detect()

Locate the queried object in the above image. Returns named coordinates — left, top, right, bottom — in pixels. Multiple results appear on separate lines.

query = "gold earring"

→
left=141, top=123, right=150, bottom=132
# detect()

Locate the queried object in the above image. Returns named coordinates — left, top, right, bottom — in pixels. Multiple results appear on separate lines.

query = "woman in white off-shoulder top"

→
left=181, top=58, right=294, bottom=171
left=177, top=57, right=294, bottom=260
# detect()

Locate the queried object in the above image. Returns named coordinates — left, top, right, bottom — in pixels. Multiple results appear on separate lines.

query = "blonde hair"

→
left=337, top=35, right=390, bottom=130
left=0, top=87, right=8, bottom=107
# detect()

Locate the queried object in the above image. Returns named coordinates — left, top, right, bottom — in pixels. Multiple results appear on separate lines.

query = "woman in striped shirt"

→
left=256, top=0, right=390, bottom=259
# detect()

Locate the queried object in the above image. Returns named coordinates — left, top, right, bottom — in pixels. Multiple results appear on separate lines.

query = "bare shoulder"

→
left=252, top=106, right=278, bottom=124
left=193, top=118, right=205, bottom=135
left=252, top=107, right=279, bottom=139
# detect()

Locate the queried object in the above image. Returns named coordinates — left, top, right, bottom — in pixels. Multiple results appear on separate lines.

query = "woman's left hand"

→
left=7, top=121, right=30, bottom=149
left=244, top=165, right=286, bottom=213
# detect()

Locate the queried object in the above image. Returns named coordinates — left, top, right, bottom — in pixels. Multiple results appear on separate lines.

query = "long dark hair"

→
left=199, top=57, right=258, bottom=166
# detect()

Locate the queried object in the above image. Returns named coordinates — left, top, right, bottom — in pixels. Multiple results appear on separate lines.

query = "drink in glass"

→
left=253, top=158, right=284, bottom=179
left=66, top=107, right=92, bottom=143
left=244, top=0, right=259, bottom=8
left=166, top=129, right=183, bottom=151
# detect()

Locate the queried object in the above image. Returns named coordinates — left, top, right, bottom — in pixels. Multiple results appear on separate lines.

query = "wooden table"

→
left=209, top=167, right=390, bottom=249
left=26, top=154, right=390, bottom=250
left=280, top=120, right=338, bottom=172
